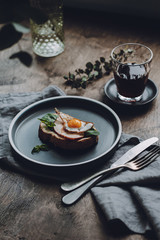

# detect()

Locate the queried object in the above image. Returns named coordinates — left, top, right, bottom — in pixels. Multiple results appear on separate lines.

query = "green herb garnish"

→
left=38, top=113, right=57, bottom=129
left=85, top=129, right=100, bottom=137
left=31, top=144, right=49, bottom=154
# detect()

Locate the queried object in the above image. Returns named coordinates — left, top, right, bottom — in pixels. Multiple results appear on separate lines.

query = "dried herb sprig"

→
left=64, top=57, right=113, bottom=89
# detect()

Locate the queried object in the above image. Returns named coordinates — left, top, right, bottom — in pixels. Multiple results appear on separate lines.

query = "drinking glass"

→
left=111, top=43, right=153, bottom=102
left=29, top=0, right=64, bottom=57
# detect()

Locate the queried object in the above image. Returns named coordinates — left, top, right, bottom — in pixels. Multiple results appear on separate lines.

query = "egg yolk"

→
left=68, top=118, right=82, bottom=128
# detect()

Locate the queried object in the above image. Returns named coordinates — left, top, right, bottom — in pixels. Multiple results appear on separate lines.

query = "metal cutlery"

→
left=61, top=137, right=158, bottom=192
left=62, top=139, right=159, bottom=205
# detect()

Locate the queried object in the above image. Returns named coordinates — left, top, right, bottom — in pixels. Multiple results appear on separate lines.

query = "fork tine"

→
left=132, top=145, right=160, bottom=164
left=134, top=147, right=160, bottom=167
left=135, top=153, right=160, bottom=169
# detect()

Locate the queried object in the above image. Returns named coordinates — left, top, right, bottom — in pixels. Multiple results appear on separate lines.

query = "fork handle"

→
left=61, top=165, right=120, bottom=192
left=62, top=166, right=121, bottom=205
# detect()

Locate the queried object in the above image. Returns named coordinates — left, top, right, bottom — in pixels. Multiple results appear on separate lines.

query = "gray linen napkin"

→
left=0, top=85, right=160, bottom=239
left=0, top=85, right=65, bottom=177
left=91, top=136, right=160, bottom=239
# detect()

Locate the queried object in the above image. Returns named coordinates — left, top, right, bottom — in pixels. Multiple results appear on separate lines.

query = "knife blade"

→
left=61, top=136, right=159, bottom=192
left=111, top=136, right=159, bottom=168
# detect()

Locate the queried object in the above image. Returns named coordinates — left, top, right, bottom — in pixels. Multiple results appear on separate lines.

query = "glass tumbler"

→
left=111, top=43, right=153, bottom=102
left=29, top=0, right=64, bottom=57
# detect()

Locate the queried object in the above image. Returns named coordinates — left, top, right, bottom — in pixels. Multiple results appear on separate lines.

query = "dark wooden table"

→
left=0, top=6, right=160, bottom=240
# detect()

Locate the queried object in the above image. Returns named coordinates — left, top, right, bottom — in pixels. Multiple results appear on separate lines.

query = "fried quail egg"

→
left=53, top=115, right=93, bottom=140
left=53, top=117, right=84, bottom=140
left=64, top=118, right=93, bottom=133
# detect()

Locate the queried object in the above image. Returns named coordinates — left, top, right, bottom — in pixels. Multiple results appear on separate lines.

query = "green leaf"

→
left=85, top=129, right=100, bottom=136
left=119, top=49, right=124, bottom=56
left=103, top=61, right=112, bottom=73
left=88, top=73, right=94, bottom=80
left=78, top=68, right=84, bottom=74
left=69, top=72, right=75, bottom=80
left=100, top=57, right=105, bottom=63
left=86, top=62, right=93, bottom=70
left=31, top=144, right=49, bottom=154
left=95, top=60, right=100, bottom=66
left=93, top=62, right=101, bottom=71
left=38, top=113, right=57, bottom=129
left=85, top=68, right=91, bottom=75
left=94, top=71, right=99, bottom=77
left=82, top=76, right=87, bottom=82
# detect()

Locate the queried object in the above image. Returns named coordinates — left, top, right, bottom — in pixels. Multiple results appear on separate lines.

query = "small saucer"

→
left=104, top=78, right=158, bottom=106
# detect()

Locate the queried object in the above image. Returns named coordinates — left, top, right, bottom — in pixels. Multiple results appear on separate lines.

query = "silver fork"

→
left=62, top=146, right=160, bottom=205
left=62, top=145, right=160, bottom=192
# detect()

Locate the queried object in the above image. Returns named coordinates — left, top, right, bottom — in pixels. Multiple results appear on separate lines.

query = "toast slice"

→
left=38, top=111, right=99, bottom=150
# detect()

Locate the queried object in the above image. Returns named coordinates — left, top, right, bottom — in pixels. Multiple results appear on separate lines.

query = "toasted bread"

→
left=38, top=112, right=99, bottom=150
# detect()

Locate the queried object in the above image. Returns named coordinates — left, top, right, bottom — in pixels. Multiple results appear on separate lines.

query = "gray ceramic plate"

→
left=8, top=96, right=122, bottom=178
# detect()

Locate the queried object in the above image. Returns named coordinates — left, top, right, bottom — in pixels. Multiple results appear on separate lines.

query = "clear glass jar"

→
left=29, top=0, right=64, bottom=57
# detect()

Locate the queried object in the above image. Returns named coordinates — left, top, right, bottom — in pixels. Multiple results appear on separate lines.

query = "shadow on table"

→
left=102, top=94, right=155, bottom=119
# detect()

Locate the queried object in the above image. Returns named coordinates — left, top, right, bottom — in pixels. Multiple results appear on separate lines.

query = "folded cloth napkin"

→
left=0, top=85, right=65, bottom=178
left=0, top=85, right=160, bottom=239
left=91, top=135, right=160, bottom=240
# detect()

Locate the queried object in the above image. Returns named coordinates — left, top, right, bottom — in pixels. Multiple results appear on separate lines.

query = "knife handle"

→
left=62, top=167, right=118, bottom=205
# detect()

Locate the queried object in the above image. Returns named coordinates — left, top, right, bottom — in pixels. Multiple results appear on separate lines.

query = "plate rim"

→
left=8, top=95, right=122, bottom=168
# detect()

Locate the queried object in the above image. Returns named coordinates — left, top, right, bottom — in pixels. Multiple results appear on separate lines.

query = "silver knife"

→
left=61, top=137, right=158, bottom=192
left=111, top=136, right=158, bottom=167
left=62, top=137, right=159, bottom=205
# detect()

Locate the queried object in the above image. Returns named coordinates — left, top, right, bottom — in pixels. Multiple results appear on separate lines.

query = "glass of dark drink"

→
left=111, top=43, right=153, bottom=102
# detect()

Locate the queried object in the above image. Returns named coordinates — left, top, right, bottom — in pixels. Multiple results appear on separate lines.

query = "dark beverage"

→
left=114, top=64, right=148, bottom=98
left=111, top=43, right=153, bottom=102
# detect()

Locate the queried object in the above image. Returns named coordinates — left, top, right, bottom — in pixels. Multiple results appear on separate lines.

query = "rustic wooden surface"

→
left=0, top=6, right=160, bottom=240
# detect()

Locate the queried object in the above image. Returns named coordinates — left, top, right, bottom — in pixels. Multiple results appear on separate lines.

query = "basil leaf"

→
left=31, top=144, right=49, bottom=154
left=85, top=129, right=100, bottom=136
left=38, top=113, right=57, bottom=128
